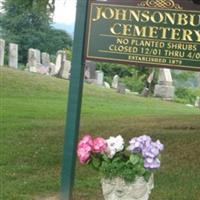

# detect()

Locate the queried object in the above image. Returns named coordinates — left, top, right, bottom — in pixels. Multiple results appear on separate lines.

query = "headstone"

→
left=9, top=43, right=18, bottom=68
left=112, top=75, right=119, bottom=89
left=197, top=72, right=200, bottom=87
left=95, top=70, right=104, bottom=86
left=85, top=61, right=96, bottom=80
left=27, top=48, right=37, bottom=72
left=154, top=68, right=175, bottom=100
left=194, top=96, right=200, bottom=108
left=141, top=87, right=149, bottom=97
left=35, top=49, right=41, bottom=66
left=117, top=83, right=126, bottom=94
left=58, top=60, right=71, bottom=79
left=54, top=50, right=66, bottom=75
left=49, top=62, right=56, bottom=75
left=0, top=39, right=5, bottom=66
left=104, top=81, right=111, bottom=89
left=41, top=52, right=50, bottom=67
left=37, top=66, right=49, bottom=75
left=125, top=88, right=131, bottom=93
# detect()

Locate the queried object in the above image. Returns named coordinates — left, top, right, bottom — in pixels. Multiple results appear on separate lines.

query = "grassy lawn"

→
left=1, top=67, right=200, bottom=200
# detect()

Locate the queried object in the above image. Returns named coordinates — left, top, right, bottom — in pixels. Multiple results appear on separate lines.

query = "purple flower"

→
left=144, top=157, right=161, bottom=169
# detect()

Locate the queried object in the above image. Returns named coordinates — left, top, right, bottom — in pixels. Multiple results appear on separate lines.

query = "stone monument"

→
left=58, top=60, right=71, bottom=79
left=27, top=48, right=38, bottom=72
left=9, top=43, right=18, bottom=68
left=95, top=70, right=104, bottom=86
left=154, top=68, right=175, bottom=100
left=194, top=96, right=200, bottom=108
left=85, top=61, right=96, bottom=80
left=117, top=82, right=126, bottom=94
left=112, top=75, right=119, bottom=89
left=41, top=52, right=50, bottom=67
left=0, top=39, right=5, bottom=66
left=54, top=50, right=66, bottom=75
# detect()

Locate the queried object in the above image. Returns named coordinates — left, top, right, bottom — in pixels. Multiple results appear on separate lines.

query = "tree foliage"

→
left=0, top=0, right=72, bottom=64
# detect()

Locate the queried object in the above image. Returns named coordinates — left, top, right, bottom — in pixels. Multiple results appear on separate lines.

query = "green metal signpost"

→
left=61, top=0, right=200, bottom=199
left=61, top=0, right=88, bottom=199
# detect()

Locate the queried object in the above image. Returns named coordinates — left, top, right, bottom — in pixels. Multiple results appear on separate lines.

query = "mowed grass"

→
left=1, top=67, right=200, bottom=200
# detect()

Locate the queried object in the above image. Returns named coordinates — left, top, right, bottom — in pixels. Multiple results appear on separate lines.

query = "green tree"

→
left=0, top=0, right=72, bottom=64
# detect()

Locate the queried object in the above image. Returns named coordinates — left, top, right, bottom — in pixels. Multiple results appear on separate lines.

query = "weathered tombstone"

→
left=117, top=83, right=126, bottom=94
left=58, top=60, right=71, bottom=79
left=0, top=39, right=5, bottom=66
left=9, top=43, right=18, bottom=68
left=194, top=96, right=200, bottom=108
left=104, top=81, right=111, bottom=89
left=35, top=49, right=41, bottom=66
left=27, top=48, right=37, bottom=72
left=54, top=50, right=66, bottom=75
left=125, top=88, right=131, bottom=93
left=37, top=66, right=49, bottom=75
left=41, top=52, right=50, bottom=67
left=85, top=60, right=96, bottom=80
left=141, top=87, right=149, bottom=97
left=95, top=70, right=104, bottom=86
left=154, top=68, right=175, bottom=100
left=112, top=75, right=119, bottom=89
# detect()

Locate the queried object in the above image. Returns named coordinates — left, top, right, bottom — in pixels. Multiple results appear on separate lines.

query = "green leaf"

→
left=130, top=154, right=140, bottom=165
left=91, top=157, right=101, bottom=169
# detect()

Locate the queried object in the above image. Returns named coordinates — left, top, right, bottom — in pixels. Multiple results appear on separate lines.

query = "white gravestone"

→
left=85, top=61, right=96, bottom=80
left=0, top=39, right=5, bottom=66
left=27, top=48, right=37, bottom=72
left=35, top=49, right=41, bottom=66
left=194, top=96, right=200, bottom=108
left=117, top=83, right=126, bottom=94
left=112, top=75, right=119, bottom=89
left=54, top=50, right=66, bottom=75
left=104, top=82, right=111, bottom=89
left=95, top=70, right=104, bottom=86
left=154, top=68, right=175, bottom=100
left=58, top=60, right=71, bottom=79
left=41, top=52, right=50, bottom=67
left=9, top=43, right=18, bottom=68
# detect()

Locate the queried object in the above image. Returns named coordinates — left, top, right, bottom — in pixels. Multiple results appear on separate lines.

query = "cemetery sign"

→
left=86, top=0, right=200, bottom=71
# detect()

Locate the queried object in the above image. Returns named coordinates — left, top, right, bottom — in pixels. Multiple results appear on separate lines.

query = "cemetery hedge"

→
left=1, top=67, right=200, bottom=200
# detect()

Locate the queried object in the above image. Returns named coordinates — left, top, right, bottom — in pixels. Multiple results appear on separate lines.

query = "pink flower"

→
left=77, top=143, right=92, bottom=164
left=92, top=137, right=107, bottom=153
left=78, top=134, right=93, bottom=147
left=77, top=135, right=93, bottom=164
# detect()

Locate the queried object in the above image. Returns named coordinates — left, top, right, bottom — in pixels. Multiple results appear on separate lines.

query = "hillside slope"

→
left=1, top=67, right=200, bottom=200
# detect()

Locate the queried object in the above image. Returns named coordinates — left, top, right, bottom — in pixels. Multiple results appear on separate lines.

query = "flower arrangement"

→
left=77, top=134, right=164, bottom=182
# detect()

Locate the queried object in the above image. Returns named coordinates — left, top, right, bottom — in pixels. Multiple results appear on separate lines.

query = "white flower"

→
left=106, top=135, right=124, bottom=158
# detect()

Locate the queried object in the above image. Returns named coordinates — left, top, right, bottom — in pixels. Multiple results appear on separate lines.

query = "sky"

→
left=0, top=0, right=77, bottom=26
left=53, top=0, right=77, bottom=25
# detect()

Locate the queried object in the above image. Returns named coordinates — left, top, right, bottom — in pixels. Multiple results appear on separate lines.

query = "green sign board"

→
left=86, top=0, right=200, bottom=71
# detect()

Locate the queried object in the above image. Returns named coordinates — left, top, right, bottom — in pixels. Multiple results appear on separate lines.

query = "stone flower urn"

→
left=101, top=175, right=154, bottom=200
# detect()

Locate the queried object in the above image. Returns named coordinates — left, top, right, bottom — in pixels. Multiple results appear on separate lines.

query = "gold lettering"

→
left=122, top=24, right=132, bottom=36
left=182, top=29, right=193, bottom=41
left=102, top=7, right=115, bottom=19
left=151, top=12, right=164, bottom=23
left=128, top=10, right=140, bottom=22
left=133, top=26, right=147, bottom=37
left=140, top=11, right=150, bottom=22
left=177, top=13, right=188, bottom=26
left=170, top=28, right=181, bottom=40
left=149, top=27, right=158, bottom=38
left=190, top=14, right=200, bottom=27
left=92, top=7, right=102, bottom=21
left=194, top=30, right=200, bottom=42
left=110, top=23, right=122, bottom=35
left=114, top=9, right=127, bottom=20
left=163, top=12, right=176, bottom=25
